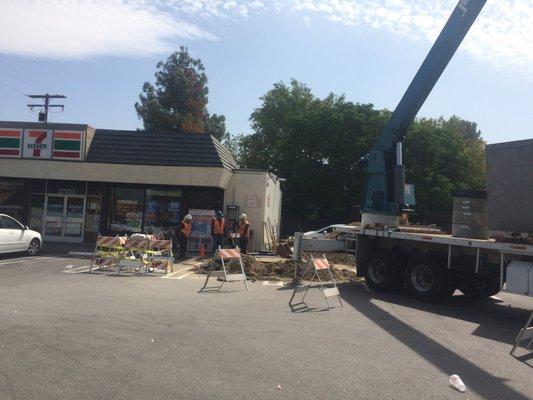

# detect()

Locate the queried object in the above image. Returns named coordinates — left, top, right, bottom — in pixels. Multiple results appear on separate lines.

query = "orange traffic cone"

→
left=199, top=244, right=205, bottom=257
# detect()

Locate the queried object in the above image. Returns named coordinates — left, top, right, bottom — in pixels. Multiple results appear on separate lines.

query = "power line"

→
left=26, top=93, right=66, bottom=122
left=0, top=79, right=27, bottom=96
left=0, top=58, right=48, bottom=92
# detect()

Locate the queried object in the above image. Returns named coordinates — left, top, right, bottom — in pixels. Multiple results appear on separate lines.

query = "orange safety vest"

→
left=181, top=221, right=192, bottom=238
left=239, top=222, right=249, bottom=238
left=213, top=218, right=225, bottom=235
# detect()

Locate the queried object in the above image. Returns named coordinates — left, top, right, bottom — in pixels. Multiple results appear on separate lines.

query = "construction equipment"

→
left=291, top=0, right=533, bottom=355
left=360, top=0, right=486, bottom=227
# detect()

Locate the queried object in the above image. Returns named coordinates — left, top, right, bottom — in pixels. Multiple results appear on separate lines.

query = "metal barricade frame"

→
left=200, top=246, right=248, bottom=292
left=289, top=255, right=343, bottom=311
left=89, top=235, right=127, bottom=272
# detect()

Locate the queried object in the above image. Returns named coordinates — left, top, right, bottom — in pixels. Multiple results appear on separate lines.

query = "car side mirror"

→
left=23, top=225, right=28, bottom=230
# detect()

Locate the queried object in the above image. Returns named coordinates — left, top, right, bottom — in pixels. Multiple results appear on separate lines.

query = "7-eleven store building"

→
left=0, top=121, right=282, bottom=250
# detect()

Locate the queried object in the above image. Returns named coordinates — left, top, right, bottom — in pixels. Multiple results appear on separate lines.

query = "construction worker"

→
left=238, top=213, right=250, bottom=254
left=177, top=214, right=192, bottom=259
left=211, top=211, right=226, bottom=252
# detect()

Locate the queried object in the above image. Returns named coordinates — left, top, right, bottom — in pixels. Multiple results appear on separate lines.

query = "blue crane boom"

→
left=361, top=0, right=487, bottom=227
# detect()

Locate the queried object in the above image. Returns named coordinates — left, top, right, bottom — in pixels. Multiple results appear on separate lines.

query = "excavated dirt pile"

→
left=194, top=254, right=359, bottom=282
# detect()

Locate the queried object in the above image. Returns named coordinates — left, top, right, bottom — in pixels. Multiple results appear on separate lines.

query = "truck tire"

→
left=362, top=251, right=403, bottom=292
left=405, top=256, right=450, bottom=301
left=460, top=274, right=500, bottom=299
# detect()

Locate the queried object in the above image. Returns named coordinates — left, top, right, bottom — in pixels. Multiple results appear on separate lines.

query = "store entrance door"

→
left=44, top=195, right=85, bottom=242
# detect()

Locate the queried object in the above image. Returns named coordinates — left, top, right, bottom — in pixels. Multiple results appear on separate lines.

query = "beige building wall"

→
left=0, top=158, right=234, bottom=188
left=224, top=170, right=282, bottom=252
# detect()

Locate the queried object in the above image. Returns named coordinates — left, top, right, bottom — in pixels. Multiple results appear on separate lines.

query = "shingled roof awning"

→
left=86, top=129, right=238, bottom=170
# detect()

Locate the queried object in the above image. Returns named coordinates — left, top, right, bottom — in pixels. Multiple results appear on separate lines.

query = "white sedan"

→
left=0, top=214, right=42, bottom=256
left=303, top=224, right=358, bottom=240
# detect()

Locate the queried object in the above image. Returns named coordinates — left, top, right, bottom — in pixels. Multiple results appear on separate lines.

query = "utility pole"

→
left=26, top=93, right=66, bottom=122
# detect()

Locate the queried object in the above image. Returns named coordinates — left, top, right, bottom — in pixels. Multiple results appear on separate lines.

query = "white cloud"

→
left=275, top=0, right=533, bottom=74
left=0, top=0, right=216, bottom=59
left=0, top=0, right=531, bottom=75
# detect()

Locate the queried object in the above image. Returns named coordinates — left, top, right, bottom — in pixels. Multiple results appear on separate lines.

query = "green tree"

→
left=204, top=113, right=229, bottom=141
left=240, top=79, right=388, bottom=221
left=239, top=79, right=485, bottom=224
left=136, top=46, right=229, bottom=138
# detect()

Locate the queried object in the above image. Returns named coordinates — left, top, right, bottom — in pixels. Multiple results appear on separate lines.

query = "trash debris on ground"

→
left=276, top=385, right=282, bottom=390
left=449, top=374, right=466, bottom=392
left=194, top=253, right=360, bottom=282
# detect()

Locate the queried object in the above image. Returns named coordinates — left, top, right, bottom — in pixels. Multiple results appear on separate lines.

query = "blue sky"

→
left=0, top=0, right=531, bottom=144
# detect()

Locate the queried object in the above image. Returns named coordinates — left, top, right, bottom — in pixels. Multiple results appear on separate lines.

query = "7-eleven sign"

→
left=23, top=129, right=52, bottom=159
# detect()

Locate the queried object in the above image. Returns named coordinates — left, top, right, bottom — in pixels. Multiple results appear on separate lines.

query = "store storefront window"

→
left=31, top=179, right=46, bottom=194
left=84, top=182, right=103, bottom=243
left=144, top=188, right=182, bottom=232
left=47, top=180, right=86, bottom=196
left=29, top=194, right=45, bottom=231
left=187, top=188, right=223, bottom=212
left=0, top=179, right=27, bottom=221
left=107, top=187, right=144, bottom=233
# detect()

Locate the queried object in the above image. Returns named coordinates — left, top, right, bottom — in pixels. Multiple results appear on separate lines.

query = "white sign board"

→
left=247, top=195, right=257, bottom=209
left=23, top=129, right=52, bottom=159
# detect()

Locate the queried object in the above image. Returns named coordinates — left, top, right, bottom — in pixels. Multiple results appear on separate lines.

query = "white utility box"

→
left=505, top=261, right=533, bottom=296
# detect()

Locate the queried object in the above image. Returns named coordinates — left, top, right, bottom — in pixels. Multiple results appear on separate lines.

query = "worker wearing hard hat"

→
left=211, top=211, right=226, bottom=252
left=238, top=214, right=250, bottom=254
left=177, top=213, right=192, bottom=259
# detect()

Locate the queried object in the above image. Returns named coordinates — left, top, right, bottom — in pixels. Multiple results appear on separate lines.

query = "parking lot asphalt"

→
left=0, top=253, right=532, bottom=400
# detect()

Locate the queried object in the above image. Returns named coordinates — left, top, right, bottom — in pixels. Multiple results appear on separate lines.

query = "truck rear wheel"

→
left=363, top=251, right=403, bottom=292
left=405, top=256, right=450, bottom=301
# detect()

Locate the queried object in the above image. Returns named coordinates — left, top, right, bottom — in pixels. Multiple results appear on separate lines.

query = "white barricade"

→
left=200, top=247, right=248, bottom=292
left=89, top=235, right=127, bottom=272
left=113, top=236, right=150, bottom=275
left=289, top=255, right=343, bottom=311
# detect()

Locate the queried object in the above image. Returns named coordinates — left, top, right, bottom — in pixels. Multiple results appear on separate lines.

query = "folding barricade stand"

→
left=144, top=239, right=174, bottom=275
left=89, top=235, right=127, bottom=272
left=200, top=247, right=248, bottom=292
left=113, top=236, right=150, bottom=276
left=289, top=255, right=343, bottom=311
left=510, top=310, right=533, bottom=356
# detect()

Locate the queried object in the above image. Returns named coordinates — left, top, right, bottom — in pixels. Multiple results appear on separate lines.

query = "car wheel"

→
left=27, top=238, right=41, bottom=256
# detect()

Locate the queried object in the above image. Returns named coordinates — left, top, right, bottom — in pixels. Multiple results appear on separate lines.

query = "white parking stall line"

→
left=0, top=256, right=52, bottom=266
left=162, top=270, right=195, bottom=280
left=175, top=272, right=195, bottom=280
left=262, top=281, right=286, bottom=286
left=63, top=265, right=92, bottom=273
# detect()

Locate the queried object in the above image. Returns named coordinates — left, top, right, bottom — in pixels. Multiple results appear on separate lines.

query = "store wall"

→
left=0, top=158, right=233, bottom=189
left=223, top=170, right=282, bottom=251
left=263, top=174, right=282, bottom=245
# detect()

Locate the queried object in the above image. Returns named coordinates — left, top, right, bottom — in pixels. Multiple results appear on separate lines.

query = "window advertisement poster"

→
left=189, top=209, right=214, bottom=238
left=23, top=129, right=52, bottom=159
left=188, top=209, right=214, bottom=252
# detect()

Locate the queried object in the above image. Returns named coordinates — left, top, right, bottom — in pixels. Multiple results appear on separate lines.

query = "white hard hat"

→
left=184, top=214, right=192, bottom=220
left=240, top=213, right=247, bottom=220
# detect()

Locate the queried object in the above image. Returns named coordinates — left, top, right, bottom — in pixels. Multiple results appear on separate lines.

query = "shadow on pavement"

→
left=341, top=282, right=530, bottom=345
left=337, top=282, right=530, bottom=400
